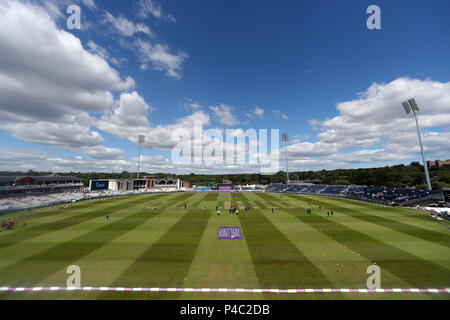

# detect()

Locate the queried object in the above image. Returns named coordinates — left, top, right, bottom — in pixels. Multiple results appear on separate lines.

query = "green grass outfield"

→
left=0, top=192, right=449, bottom=300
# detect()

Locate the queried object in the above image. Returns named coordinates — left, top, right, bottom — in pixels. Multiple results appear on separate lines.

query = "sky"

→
left=0, top=0, right=449, bottom=174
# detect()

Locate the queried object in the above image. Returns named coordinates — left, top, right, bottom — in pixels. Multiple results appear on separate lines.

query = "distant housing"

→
left=0, top=175, right=83, bottom=197
left=427, top=159, right=450, bottom=167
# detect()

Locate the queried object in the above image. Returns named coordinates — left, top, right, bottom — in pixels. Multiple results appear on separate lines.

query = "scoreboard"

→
left=90, top=180, right=109, bottom=191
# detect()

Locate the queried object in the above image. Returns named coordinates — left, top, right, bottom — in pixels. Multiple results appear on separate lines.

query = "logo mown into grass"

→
left=218, top=227, right=243, bottom=240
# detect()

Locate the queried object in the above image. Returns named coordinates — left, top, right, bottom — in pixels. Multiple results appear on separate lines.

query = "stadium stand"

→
left=265, top=184, right=444, bottom=206
left=0, top=187, right=183, bottom=216
left=1, top=182, right=443, bottom=215
left=0, top=175, right=83, bottom=197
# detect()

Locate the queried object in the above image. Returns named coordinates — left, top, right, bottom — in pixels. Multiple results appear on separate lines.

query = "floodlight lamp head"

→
left=138, top=135, right=145, bottom=144
left=402, top=101, right=411, bottom=115
left=282, top=133, right=289, bottom=144
left=408, top=98, right=420, bottom=112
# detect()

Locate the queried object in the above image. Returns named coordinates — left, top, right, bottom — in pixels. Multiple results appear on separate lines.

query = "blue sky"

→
left=0, top=0, right=449, bottom=173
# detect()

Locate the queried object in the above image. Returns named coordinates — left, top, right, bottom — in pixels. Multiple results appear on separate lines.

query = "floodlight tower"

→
left=137, top=135, right=145, bottom=180
left=401, top=98, right=432, bottom=191
left=282, top=133, right=290, bottom=184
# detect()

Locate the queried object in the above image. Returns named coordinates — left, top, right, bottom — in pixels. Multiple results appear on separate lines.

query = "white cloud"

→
left=87, top=40, right=127, bottom=67
left=136, top=39, right=188, bottom=79
left=189, top=103, right=203, bottom=110
left=0, top=149, right=52, bottom=162
left=0, top=0, right=135, bottom=159
left=286, top=77, right=450, bottom=169
left=0, top=149, right=282, bottom=174
left=209, top=104, right=240, bottom=126
left=138, top=0, right=161, bottom=19
left=253, top=106, right=265, bottom=119
left=81, top=0, right=97, bottom=10
left=182, top=99, right=204, bottom=111
left=0, top=1, right=134, bottom=122
left=0, top=120, right=125, bottom=160
left=137, top=0, right=176, bottom=22
left=104, top=11, right=152, bottom=37
left=137, top=110, right=211, bottom=150
left=0, top=0, right=201, bottom=163
left=76, top=146, right=125, bottom=159
left=97, top=91, right=152, bottom=131
left=272, top=109, right=288, bottom=120
left=32, top=0, right=97, bottom=21
left=40, top=0, right=64, bottom=20
left=97, top=94, right=212, bottom=151
left=96, top=4, right=186, bottom=80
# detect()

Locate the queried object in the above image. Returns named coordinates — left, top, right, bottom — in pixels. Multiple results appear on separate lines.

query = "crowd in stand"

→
left=266, top=184, right=443, bottom=206
left=0, top=188, right=182, bottom=213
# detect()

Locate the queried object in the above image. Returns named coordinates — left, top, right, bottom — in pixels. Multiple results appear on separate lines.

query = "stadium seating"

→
left=265, top=184, right=443, bottom=206
left=1, top=183, right=443, bottom=213
left=0, top=188, right=180, bottom=214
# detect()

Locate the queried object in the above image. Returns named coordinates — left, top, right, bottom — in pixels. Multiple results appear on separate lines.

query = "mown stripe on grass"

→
left=8, top=194, right=169, bottom=224
left=189, top=193, right=211, bottom=209
left=99, top=194, right=211, bottom=299
left=238, top=193, right=333, bottom=290
left=325, top=196, right=434, bottom=223
left=0, top=196, right=166, bottom=271
left=288, top=194, right=450, bottom=248
left=273, top=194, right=450, bottom=288
left=319, top=196, right=447, bottom=231
left=178, top=192, right=206, bottom=208
left=175, top=194, right=227, bottom=299
left=0, top=198, right=110, bottom=222
left=31, top=193, right=196, bottom=300
left=203, top=193, right=220, bottom=201
left=251, top=193, right=399, bottom=292
left=0, top=194, right=168, bottom=251
left=0, top=193, right=191, bottom=287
